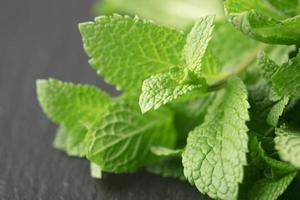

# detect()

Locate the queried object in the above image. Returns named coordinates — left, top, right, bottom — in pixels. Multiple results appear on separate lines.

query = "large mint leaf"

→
left=85, top=98, right=177, bottom=173
left=275, top=127, right=300, bottom=168
left=36, top=79, right=110, bottom=156
left=79, top=14, right=186, bottom=92
left=225, top=0, right=300, bottom=44
left=182, top=77, right=249, bottom=199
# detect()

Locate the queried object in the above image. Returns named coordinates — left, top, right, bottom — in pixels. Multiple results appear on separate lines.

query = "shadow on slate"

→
left=0, top=0, right=209, bottom=199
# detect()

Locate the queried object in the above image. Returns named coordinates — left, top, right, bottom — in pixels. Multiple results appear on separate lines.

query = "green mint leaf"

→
left=225, top=0, right=300, bottom=44
left=183, top=15, right=215, bottom=76
left=139, top=16, right=216, bottom=113
left=248, top=47, right=295, bottom=131
left=249, top=172, right=297, bottom=200
left=53, top=125, right=86, bottom=157
left=182, top=77, right=249, bottom=199
left=267, top=96, right=289, bottom=127
left=242, top=45, right=294, bottom=87
left=85, top=98, right=177, bottom=173
left=150, top=146, right=182, bottom=157
left=139, top=72, right=207, bottom=113
left=36, top=79, right=110, bottom=156
left=248, top=80, right=289, bottom=134
left=95, top=0, right=224, bottom=29
left=259, top=51, right=300, bottom=97
left=146, top=157, right=185, bottom=181
left=239, top=135, right=296, bottom=199
left=36, top=79, right=109, bottom=125
left=275, top=127, right=300, bottom=168
left=90, top=162, right=102, bottom=179
left=79, top=14, right=186, bottom=92
left=251, top=135, right=296, bottom=174
left=53, top=125, right=69, bottom=152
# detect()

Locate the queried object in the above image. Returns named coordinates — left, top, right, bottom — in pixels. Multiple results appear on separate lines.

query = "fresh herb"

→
left=37, top=1, right=300, bottom=199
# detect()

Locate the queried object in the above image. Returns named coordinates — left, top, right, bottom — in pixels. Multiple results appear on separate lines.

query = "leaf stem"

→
left=208, top=43, right=271, bottom=91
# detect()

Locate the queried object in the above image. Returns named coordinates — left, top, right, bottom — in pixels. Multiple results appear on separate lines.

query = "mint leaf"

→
left=275, top=127, right=300, bottom=168
left=85, top=98, right=177, bottom=173
left=267, top=97, right=289, bottom=127
left=139, top=72, right=207, bottom=113
left=183, top=15, right=215, bottom=76
left=251, top=135, right=296, bottom=174
left=139, top=16, right=215, bottom=113
left=36, top=79, right=109, bottom=125
left=259, top=51, right=300, bottom=97
left=53, top=125, right=85, bottom=157
left=249, top=172, right=297, bottom=200
left=182, top=77, right=249, bottom=199
left=36, top=79, right=110, bottom=156
left=225, top=0, right=300, bottom=44
left=79, top=14, right=186, bottom=92
left=239, top=135, right=297, bottom=199
left=53, top=126, right=68, bottom=152
left=248, top=80, right=289, bottom=133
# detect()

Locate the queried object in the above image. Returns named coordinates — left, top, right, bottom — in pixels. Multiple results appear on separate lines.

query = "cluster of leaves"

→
left=37, top=1, right=300, bottom=199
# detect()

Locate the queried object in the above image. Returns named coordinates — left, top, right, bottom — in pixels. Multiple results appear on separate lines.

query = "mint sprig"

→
left=37, top=2, right=300, bottom=199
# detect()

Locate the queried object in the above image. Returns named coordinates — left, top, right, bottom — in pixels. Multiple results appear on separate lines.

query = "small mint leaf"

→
left=139, top=73, right=207, bottom=113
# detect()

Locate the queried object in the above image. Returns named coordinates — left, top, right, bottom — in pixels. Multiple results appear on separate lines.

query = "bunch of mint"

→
left=37, top=1, right=300, bottom=199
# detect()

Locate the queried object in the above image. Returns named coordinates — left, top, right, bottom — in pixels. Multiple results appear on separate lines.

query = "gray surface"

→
left=0, top=0, right=208, bottom=199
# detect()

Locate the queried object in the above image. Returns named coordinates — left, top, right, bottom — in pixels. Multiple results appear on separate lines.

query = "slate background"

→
left=0, top=0, right=209, bottom=199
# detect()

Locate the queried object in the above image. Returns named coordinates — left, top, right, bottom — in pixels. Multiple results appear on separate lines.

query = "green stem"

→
left=208, top=43, right=271, bottom=91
